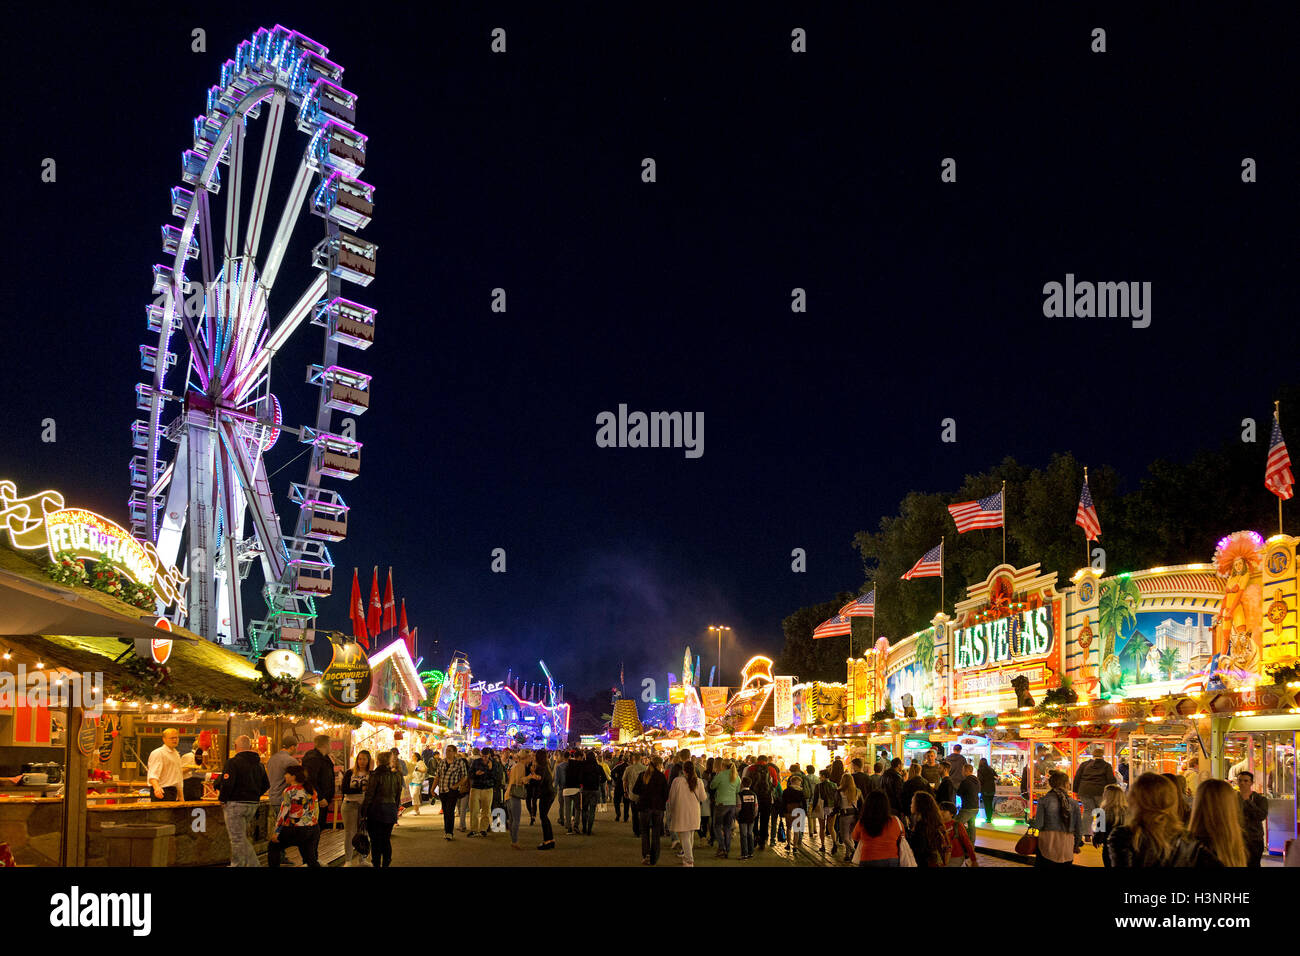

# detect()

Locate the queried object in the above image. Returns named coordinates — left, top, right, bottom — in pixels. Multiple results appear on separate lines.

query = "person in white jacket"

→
left=624, top=755, right=647, bottom=837
left=666, top=761, right=708, bottom=866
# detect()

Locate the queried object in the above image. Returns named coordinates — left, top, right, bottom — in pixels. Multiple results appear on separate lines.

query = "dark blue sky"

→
left=3, top=4, right=1296, bottom=695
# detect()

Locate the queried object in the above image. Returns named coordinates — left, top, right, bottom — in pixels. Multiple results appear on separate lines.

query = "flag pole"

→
left=1001, top=480, right=1007, bottom=565
left=1277, top=402, right=1285, bottom=535
left=940, top=535, right=945, bottom=612
left=1083, top=466, right=1090, bottom=570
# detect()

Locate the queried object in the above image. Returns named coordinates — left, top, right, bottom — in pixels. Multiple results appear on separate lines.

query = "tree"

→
left=1157, top=647, right=1180, bottom=681
left=774, top=591, right=856, bottom=683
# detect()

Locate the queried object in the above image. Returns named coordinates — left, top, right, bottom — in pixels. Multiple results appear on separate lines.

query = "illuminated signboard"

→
left=952, top=605, right=1054, bottom=671
left=0, top=481, right=186, bottom=608
left=773, top=676, right=794, bottom=727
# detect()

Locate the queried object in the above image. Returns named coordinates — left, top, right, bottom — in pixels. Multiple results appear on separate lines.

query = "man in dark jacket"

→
left=612, top=756, right=629, bottom=821
left=579, top=750, right=603, bottom=834
left=219, top=734, right=269, bottom=867
left=301, top=735, right=336, bottom=820
left=744, top=757, right=774, bottom=849
left=1072, top=747, right=1116, bottom=817
left=851, top=758, right=873, bottom=796
left=881, top=758, right=905, bottom=816
left=955, top=764, right=981, bottom=845
left=1237, top=770, right=1269, bottom=867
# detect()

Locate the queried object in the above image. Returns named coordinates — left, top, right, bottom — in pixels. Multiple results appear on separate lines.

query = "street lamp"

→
left=708, top=625, right=731, bottom=685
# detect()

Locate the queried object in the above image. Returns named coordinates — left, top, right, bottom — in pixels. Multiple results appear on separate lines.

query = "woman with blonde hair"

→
left=1108, top=772, right=1211, bottom=867
left=1189, top=778, right=1245, bottom=867
left=1093, top=783, right=1127, bottom=868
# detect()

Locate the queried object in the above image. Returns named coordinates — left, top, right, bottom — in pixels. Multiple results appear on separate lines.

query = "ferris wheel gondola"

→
left=129, top=26, right=378, bottom=664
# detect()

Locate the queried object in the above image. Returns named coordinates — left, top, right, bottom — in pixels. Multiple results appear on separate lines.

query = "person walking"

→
left=881, top=758, right=905, bottom=817
left=955, top=764, right=981, bottom=846
left=853, top=790, right=904, bottom=867
left=340, top=750, right=372, bottom=866
left=467, top=748, right=495, bottom=837
left=906, top=792, right=950, bottom=867
left=699, top=757, right=715, bottom=845
left=632, top=756, right=669, bottom=865
left=530, top=749, right=556, bottom=850
left=268, top=765, right=320, bottom=867
left=1108, top=772, right=1214, bottom=868
left=736, top=775, right=758, bottom=860
left=745, top=757, right=774, bottom=850
left=1162, top=772, right=1193, bottom=823
left=360, top=751, right=404, bottom=867
left=811, top=769, right=838, bottom=854
left=708, top=758, right=741, bottom=858
left=217, top=734, right=269, bottom=867
left=623, top=752, right=646, bottom=838
left=555, top=751, right=570, bottom=830
left=300, top=734, right=337, bottom=859
left=407, top=753, right=427, bottom=816
left=612, top=754, right=629, bottom=822
left=977, top=757, right=998, bottom=823
left=835, top=773, right=860, bottom=864
left=1236, top=770, right=1269, bottom=867
left=667, top=758, right=708, bottom=866
left=939, top=801, right=979, bottom=867
left=1031, top=769, right=1085, bottom=868
left=1189, top=778, right=1246, bottom=867
left=781, top=774, right=807, bottom=850
left=506, top=749, right=532, bottom=850
left=436, top=744, right=469, bottom=841
left=1094, top=783, right=1127, bottom=868
left=1072, top=747, right=1116, bottom=819
left=580, top=749, right=603, bottom=834
left=868, top=762, right=884, bottom=794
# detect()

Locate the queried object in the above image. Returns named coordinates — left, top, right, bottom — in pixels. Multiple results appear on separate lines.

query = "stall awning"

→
left=0, top=566, right=197, bottom=643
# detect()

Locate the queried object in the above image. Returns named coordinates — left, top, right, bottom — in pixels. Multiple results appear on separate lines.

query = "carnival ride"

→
left=129, top=26, right=377, bottom=664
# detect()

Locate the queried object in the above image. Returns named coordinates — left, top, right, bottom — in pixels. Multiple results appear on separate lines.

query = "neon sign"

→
left=1, top=480, right=186, bottom=608
left=952, top=605, right=1053, bottom=671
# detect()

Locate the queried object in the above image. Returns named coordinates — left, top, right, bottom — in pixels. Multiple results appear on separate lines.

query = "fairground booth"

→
left=800, top=531, right=1299, bottom=856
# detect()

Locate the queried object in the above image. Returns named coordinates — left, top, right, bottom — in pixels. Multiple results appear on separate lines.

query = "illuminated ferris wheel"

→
left=129, top=26, right=377, bottom=663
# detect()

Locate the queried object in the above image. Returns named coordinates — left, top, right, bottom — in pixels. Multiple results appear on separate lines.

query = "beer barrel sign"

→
left=321, top=639, right=372, bottom=708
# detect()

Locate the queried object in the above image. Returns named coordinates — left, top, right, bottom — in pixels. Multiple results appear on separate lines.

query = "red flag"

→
left=383, top=568, right=397, bottom=632
left=368, top=566, right=382, bottom=637
left=409, top=626, right=418, bottom=661
left=399, top=599, right=412, bottom=657
left=350, top=569, right=369, bottom=650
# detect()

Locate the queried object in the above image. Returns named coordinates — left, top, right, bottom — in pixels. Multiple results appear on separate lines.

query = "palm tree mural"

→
left=1097, top=576, right=1141, bottom=695
left=1157, top=647, right=1180, bottom=681
left=914, top=628, right=936, bottom=709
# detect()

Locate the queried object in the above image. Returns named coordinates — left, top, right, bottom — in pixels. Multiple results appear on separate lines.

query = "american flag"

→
left=1075, top=477, right=1101, bottom=541
left=902, top=543, right=943, bottom=580
left=813, top=613, right=852, bottom=639
left=947, top=491, right=1004, bottom=533
left=1266, top=414, right=1294, bottom=500
left=840, top=589, right=876, bottom=618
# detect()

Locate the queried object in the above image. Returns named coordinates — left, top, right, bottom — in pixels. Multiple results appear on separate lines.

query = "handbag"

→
left=1014, top=827, right=1039, bottom=856
left=351, top=824, right=370, bottom=857
left=510, top=783, right=527, bottom=799
left=897, top=819, right=917, bottom=867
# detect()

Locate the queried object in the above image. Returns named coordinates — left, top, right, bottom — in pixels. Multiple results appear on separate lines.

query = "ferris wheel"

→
left=129, top=25, right=377, bottom=663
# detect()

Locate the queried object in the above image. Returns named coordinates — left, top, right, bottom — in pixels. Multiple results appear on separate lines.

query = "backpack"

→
left=749, top=768, right=771, bottom=799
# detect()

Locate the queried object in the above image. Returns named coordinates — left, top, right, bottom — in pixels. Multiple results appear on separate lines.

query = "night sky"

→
left=3, top=5, right=1296, bottom=697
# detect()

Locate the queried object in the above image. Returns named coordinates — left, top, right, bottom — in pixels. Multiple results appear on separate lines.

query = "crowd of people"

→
left=209, top=730, right=1288, bottom=868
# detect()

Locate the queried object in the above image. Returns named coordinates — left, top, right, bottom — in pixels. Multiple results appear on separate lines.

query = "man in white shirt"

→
left=148, top=727, right=184, bottom=801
